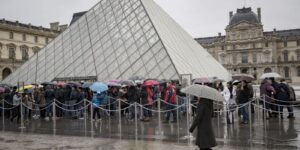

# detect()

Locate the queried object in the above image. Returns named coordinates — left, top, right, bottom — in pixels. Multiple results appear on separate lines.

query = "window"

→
left=21, top=47, right=29, bottom=60
left=221, top=46, right=224, bottom=50
left=252, top=43, right=255, bottom=48
left=9, top=32, right=14, bottom=39
left=265, top=42, right=269, bottom=47
left=241, top=68, right=248, bottom=74
left=45, top=38, right=49, bottom=44
left=297, top=67, right=300, bottom=76
left=233, top=44, right=236, bottom=49
left=8, top=47, right=15, bottom=59
left=22, top=34, right=26, bottom=41
left=32, top=47, right=40, bottom=54
left=219, top=54, right=225, bottom=65
left=297, top=50, right=300, bottom=61
left=283, top=51, right=289, bottom=62
left=284, top=41, right=287, bottom=47
left=284, top=67, right=289, bottom=78
left=232, top=53, right=237, bottom=64
left=252, top=53, right=257, bottom=63
left=264, top=68, right=272, bottom=73
left=34, top=36, right=38, bottom=43
left=297, top=40, right=300, bottom=46
left=241, top=52, right=248, bottom=63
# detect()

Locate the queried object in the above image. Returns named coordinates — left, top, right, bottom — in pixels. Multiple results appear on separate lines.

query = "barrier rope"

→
left=264, top=95, right=299, bottom=104
left=0, top=104, right=19, bottom=110
left=55, top=103, right=91, bottom=112
left=257, top=97, right=300, bottom=107
left=252, top=103, right=300, bottom=114
left=137, top=103, right=185, bottom=113
left=21, top=102, right=53, bottom=111
left=93, top=103, right=134, bottom=112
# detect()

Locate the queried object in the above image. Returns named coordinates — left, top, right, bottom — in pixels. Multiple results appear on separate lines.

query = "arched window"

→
left=32, top=47, right=40, bottom=54
left=264, top=68, right=272, bottom=73
left=21, top=45, right=29, bottom=60
left=7, top=44, right=16, bottom=59
left=283, top=50, right=289, bottom=62
left=2, top=68, right=12, bottom=79
left=284, top=67, right=289, bottom=78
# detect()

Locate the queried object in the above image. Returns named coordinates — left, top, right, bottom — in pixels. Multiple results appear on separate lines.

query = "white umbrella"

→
left=180, top=84, right=224, bottom=102
left=259, top=72, right=281, bottom=79
left=232, top=74, right=255, bottom=82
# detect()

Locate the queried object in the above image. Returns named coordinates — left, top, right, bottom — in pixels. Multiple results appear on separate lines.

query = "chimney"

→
left=218, top=32, right=221, bottom=37
left=229, top=11, right=233, bottom=20
left=50, top=22, right=59, bottom=31
left=257, top=8, right=261, bottom=23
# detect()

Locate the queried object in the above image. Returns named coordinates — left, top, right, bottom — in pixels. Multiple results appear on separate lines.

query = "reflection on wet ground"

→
left=0, top=111, right=299, bottom=149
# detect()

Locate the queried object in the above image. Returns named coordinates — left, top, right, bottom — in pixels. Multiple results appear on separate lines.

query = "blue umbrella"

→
left=82, top=82, right=93, bottom=88
left=89, top=82, right=108, bottom=93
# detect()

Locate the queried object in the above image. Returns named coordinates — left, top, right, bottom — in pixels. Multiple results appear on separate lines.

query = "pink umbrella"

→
left=0, top=87, right=5, bottom=93
left=143, top=80, right=159, bottom=86
left=105, top=80, right=121, bottom=87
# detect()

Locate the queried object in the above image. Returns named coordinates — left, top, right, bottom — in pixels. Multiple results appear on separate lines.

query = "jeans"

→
left=65, top=100, right=76, bottom=118
left=165, top=104, right=177, bottom=121
left=279, top=102, right=294, bottom=117
left=143, top=105, right=152, bottom=118
left=240, top=103, right=249, bottom=123
left=46, top=102, right=53, bottom=117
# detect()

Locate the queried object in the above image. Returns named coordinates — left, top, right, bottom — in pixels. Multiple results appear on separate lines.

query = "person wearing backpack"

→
left=278, top=79, right=294, bottom=119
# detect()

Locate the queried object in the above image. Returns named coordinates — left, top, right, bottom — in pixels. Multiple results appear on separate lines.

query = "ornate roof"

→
left=229, top=7, right=260, bottom=26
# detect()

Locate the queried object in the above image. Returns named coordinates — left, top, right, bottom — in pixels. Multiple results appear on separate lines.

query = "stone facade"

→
left=0, top=19, right=65, bottom=80
left=196, top=7, right=300, bottom=83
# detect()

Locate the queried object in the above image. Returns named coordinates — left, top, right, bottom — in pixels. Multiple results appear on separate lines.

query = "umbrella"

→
left=143, top=80, right=160, bottom=86
left=17, top=85, right=34, bottom=92
left=89, top=82, right=108, bottom=93
left=57, top=82, right=65, bottom=87
left=259, top=72, right=282, bottom=80
left=105, top=80, right=121, bottom=87
left=193, top=77, right=214, bottom=84
left=120, top=80, right=135, bottom=86
left=180, top=84, right=224, bottom=102
left=81, top=82, right=93, bottom=88
left=232, top=74, right=255, bottom=82
left=41, top=82, right=55, bottom=86
left=0, top=87, right=5, bottom=93
left=128, top=75, right=145, bottom=81
left=66, top=82, right=81, bottom=87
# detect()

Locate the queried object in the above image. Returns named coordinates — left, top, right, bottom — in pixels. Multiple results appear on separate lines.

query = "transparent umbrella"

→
left=259, top=72, right=281, bottom=79
left=180, top=84, right=224, bottom=102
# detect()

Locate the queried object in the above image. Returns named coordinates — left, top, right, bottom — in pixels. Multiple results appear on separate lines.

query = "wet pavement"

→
left=0, top=110, right=300, bottom=150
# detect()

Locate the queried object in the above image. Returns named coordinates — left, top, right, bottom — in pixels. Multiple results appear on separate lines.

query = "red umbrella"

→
left=143, top=80, right=159, bottom=86
left=57, top=82, right=65, bottom=87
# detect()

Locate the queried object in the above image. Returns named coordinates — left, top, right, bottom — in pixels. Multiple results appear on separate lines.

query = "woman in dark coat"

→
left=189, top=98, right=217, bottom=150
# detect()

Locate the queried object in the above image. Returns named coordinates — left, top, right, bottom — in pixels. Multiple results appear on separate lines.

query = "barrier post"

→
left=263, top=95, right=266, bottom=122
left=52, top=100, right=56, bottom=135
left=19, top=82, right=25, bottom=129
left=249, top=101, right=252, bottom=140
left=84, top=99, right=87, bottom=120
left=90, top=102, right=93, bottom=133
left=134, top=102, right=138, bottom=131
left=176, top=97, right=179, bottom=121
left=158, top=99, right=162, bottom=135
left=2, top=99, right=4, bottom=128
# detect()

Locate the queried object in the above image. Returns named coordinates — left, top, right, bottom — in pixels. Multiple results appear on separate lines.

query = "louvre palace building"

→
left=196, top=7, right=300, bottom=83
left=0, top=19, right=66, bottom=80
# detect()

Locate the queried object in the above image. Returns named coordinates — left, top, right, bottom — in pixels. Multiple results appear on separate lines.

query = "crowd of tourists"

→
left=0, top=77, right=297, bottom=125
left=0, top=80, right=181, bottom=123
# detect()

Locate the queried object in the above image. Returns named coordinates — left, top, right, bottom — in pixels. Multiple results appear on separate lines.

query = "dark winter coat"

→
left=44, top=88, right=55, bottom=104
left=140, top=88, right=148, bottom=105
left=189, top=98, right=217, bottom=148
left=127, top=86, right=138, bottom=103
left=236, top=86, right=251, bottom=104
left=55, top=88, right=65, bottom=103
left=277, top=83, right=290, bottom=104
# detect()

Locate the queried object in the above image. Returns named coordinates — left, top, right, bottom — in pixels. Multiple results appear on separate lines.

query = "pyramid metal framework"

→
left=3, top=0, right=230, bottom=84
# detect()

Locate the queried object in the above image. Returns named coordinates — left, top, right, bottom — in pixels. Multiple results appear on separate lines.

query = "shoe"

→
left=287, top=115, right=295, bottom=119
left=45, top=117, right=49, bottom=121
left=171, top=120, right=177, bottom=123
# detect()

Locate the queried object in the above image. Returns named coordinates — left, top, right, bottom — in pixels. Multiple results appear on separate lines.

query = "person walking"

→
left=236, top=80, right=251, bottom=124
left=189, top=98, right=217, bottom=150
left=222, top=81, right=236, bottom=124
left=10, top=92, right=21, bottom=123
left=164, top=83, right=177, bottom=123
left=37, top=88, right=46, bottom=119
left=44, top=86, right=55, bottom=120
left=278, top=79, right=294, bottom=119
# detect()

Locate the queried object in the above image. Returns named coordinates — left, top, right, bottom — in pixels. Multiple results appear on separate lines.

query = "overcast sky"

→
left=0, top=0, right=299, bottom=37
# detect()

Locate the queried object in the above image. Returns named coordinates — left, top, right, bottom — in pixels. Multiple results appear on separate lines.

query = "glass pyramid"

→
left=2, top=0, right=230, bottom=84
